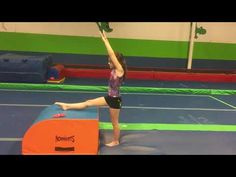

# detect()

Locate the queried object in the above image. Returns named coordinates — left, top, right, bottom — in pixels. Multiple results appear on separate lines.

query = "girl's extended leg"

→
left=55, top=97, right=107, bottom=110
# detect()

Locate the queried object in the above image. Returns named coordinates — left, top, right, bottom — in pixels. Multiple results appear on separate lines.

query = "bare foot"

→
left=55, top=102, right=69, bottom=111
left=105, top=141, right=120, bottom=147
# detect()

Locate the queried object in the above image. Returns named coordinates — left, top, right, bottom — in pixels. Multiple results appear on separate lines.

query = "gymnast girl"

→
left=55, top=30, right=127, bottom=147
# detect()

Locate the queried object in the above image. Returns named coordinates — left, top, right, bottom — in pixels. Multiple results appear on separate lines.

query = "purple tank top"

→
left=108, top=69, right=123, bottom=97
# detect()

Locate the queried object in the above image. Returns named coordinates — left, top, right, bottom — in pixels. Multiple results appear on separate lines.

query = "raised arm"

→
left=100, top=31, right=124, bottom=77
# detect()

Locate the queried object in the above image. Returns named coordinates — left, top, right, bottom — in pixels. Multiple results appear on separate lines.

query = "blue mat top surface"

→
left=34, top=104, right=98, bottom=124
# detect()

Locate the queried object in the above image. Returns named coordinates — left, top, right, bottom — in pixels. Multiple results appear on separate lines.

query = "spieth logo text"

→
left=55, top=135, right=75, bottom=143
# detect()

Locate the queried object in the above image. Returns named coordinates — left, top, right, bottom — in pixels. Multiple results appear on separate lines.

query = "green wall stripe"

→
left=0, top=32, right=236, bottom=60
left=0, top=32, right=105, bottom=55
left=194, top=42, right=236, bottom=60
left=111, top=38, right=188, bottom=58
left=0, top=83, right=236, bottom=95
left=99, top=122, right=236, bottom=131
left=0, top=32, right=188, bottom=59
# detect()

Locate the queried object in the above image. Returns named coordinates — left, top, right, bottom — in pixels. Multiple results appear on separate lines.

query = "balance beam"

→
left=22, top=105, right=99, bottom=155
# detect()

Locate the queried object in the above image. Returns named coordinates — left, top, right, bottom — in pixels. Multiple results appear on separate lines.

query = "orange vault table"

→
left=22, top=104, right=99, bottom=155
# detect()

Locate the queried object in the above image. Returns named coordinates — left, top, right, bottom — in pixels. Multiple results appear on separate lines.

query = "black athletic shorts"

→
left=104, top=95, right=122, bottom=109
